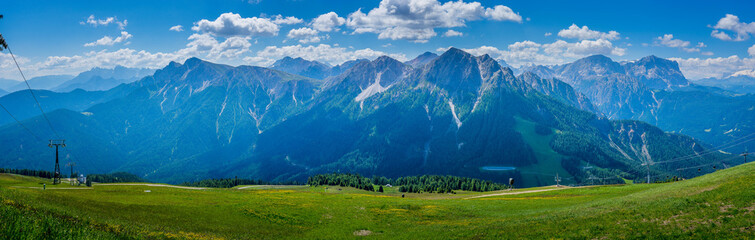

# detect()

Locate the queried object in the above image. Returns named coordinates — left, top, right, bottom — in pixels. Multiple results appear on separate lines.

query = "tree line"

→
left=1, top=167, right=507, bottom=193
left=0, top=168, right=57, bottom=179
left=307, top=173, right=375, bottom=191
left=87, top=172, right=147, bottom=183
left=392, top=175, right=507, bottom=193
left=181, top=177, right=301, bottom=188
left=308, top=173, right=509, bottom=193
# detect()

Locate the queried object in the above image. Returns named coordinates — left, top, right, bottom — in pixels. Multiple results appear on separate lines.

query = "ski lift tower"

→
left=49, top=140, right=65, bottom=184
left=66, top=162, right=76, bottom=185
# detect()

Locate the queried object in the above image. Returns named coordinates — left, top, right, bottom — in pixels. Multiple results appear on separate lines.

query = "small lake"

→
left=480, top=166, right=517, bottom=171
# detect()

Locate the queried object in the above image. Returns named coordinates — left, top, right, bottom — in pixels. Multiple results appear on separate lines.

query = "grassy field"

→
left=513, top=116, right=574, bottom=187
left=1, top=162, right=754, bottom=239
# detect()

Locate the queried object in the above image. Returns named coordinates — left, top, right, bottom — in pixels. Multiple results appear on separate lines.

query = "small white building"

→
left=77, top=174, right=86, bottom=185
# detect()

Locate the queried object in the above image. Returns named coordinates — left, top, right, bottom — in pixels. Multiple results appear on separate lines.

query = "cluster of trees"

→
left=87, top=172, right=146, bottom=183
left=0, top=168, right=57, bottom=179
left=393, top=175, right=507, bottom=193
left=308, top=173, right=508, bottom=193
left=181, top=177, right=301, bottom=188
left=307, top=173, right=375, bottom=191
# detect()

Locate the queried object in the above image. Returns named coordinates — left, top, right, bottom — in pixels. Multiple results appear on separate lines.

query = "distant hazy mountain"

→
left=329, top=59, right=369, bottom=77
left=0, top=89, right=7, bottom=97
left=529, top=54, right=754, bottom=153
left=0, top=51, right=724, bottom=187
left=694, top=74, right=755, bottom=94
left=520, top=65, right=556, bottom=79
left=270, top=57, right=331, bottom=79
left=5, top=75, right=74, bottom=92
left=497, top=59, right=512, bottom=69
left=405, top=52, right=439, bottom=68
left=497, top=60, right=524, bottom=75
left=0, top=78, right=20, bottom=91
left=0, top=85, right=135, bottom=126
left=54, top=66, right=155, bottom=92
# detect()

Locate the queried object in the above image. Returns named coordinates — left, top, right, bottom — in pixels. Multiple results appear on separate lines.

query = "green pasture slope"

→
left=1, top=162, right=754, bottom=239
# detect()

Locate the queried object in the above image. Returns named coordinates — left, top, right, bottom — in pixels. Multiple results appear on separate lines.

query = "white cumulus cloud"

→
left=345, top=0, right=522, bottom=42
left=711, top=30, right=733, bottom=41
left=730, top=69, right=755, bottom=78
left=670, top=56, right=755, bottom=79
left=272, top=15, right=304, bottom=25
left=311, top=12, right=346, bottom=32
left=656, top=34, right=690, bottom=48
left=483, top=5, right=522, bottom=22
left=440, top=38, right=626, bottom=68
left=443, top=30, right=463, bottom=37
left=192, top=12, right=279, bottom=38
left=710, top=14, right=755, bottom=41
left=84, top=31, right=133, bottom=47
left=544, top=39, right=625, bottom=58
left=5, top=27, right=260, bottom=78
left=80, top=15, right=128, bottom=30
left=247, top=44, right=407, bottom=66
left=14, top=48, right=183, bottom=78
left=287, top=27, right=318, bottom=38
left=655, top=34, right=705, bottom=53
left=557, top=24, right=620, bottom=40
left=287, top=27, right=323, bottom=43
left=749, top=44, right=755, bottom=56
left=179, top=33, right=252, bottom=59
left=169, top=25, right=184, bottom=32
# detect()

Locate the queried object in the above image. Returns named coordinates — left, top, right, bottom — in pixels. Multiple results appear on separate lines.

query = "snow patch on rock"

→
left=448, top=100, right=462, bottom=128
left=355, top=72, right=390, bottom=102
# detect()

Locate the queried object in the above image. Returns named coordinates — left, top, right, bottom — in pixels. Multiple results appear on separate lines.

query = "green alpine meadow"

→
left=1, top=162, right=754, bottom=239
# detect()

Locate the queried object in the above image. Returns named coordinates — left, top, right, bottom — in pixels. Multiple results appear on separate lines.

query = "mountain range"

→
left=53, top=66, right=155, bottom=92
left=0, top=48, right=733, bottom=187
left=3, top=75, right=74, bottom=92
left=523, top=55, right=754, bottom=154
left=0, top=78, right=21, bottom=92
left=0, top=66, right=154, bottom=95
left=693, top=74, right=755, bottom=94
left=270, top=56, right=368, bottom=80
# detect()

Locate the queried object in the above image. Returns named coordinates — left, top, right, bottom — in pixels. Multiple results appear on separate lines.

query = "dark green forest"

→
left=308, top=173, right=509, bottom=193
left=0, top=168, right=57, bottom=179
left=307, top=173, right=375, bottom=191
left=87, top=172, right=147, bottom=183
left=181, top=178, right=301, bottom=188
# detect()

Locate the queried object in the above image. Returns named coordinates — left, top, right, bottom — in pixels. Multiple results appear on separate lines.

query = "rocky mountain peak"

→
left=405, top=51, right=440, bottom=68
left=623, top=55, right=689, bottom=90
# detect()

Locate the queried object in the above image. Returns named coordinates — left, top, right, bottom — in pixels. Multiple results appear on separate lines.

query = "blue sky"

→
left=1, top=0, right=755, bottom=80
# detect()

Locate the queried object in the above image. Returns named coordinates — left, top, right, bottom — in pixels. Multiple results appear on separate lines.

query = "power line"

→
left=635, top=133, right=754, bottom=184
left=648, top=132, right=755, bottom=166
left=6, top=46, right=61, bottom=139
left=675, top=155, right=743, bottom=172
left=0, top=102, right=42, bottom=141
left=2, top=32, right=74, bottom=181
left=658, top=133, right=755, bottom=165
